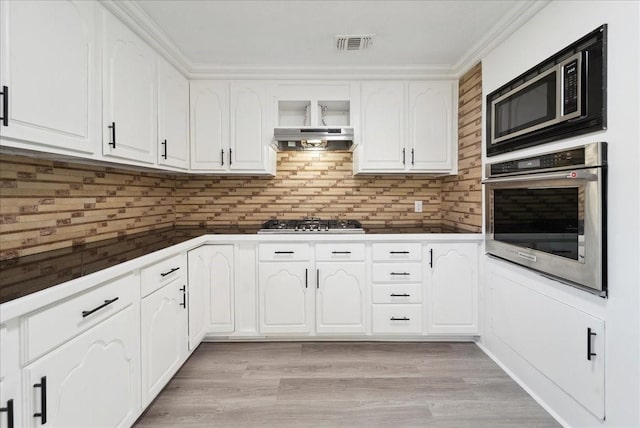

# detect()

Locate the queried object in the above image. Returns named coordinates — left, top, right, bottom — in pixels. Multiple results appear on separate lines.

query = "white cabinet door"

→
left=0, top=0, right=99, bottom=154
left=189, top=81, right=229, bottom=171
left=358, top=82, right=405, bottom=171
left=426, top=243, right=478, bottom=334
left=157, top=57, right=189, bottom=169
left=408, top=82, right=456, bottom=172
left=187, top=247, right=210, bottom=349
left=259, top=262, right=313, bottom=334
left=207, top=245, right=235, bottom=333
left=0, top=322, right=21, bottom=428
left=102, top=10, right=156, bottom=164
left=23, top=304, right=140, bottom=428
left=316, top=263, right=366, bottom=334
left=229, top=82, right=272, bottom=171
left=141, top=279, right=188, bottom=407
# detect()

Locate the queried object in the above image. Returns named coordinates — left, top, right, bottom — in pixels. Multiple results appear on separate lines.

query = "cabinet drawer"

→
left=141, top=253, right=187, bottom=297
left=372, top=284, right=423, bottom=303
left=259, top=243, right=310, bottom=261
left=372, top=305, right=423, bottom=334
left=372, top=263, right=423, bottom=282
left=24, top=273, right=138, bottom=364
left=372, top=243, right=422, bottom=261
left=315, top=243, right=365, bottom=261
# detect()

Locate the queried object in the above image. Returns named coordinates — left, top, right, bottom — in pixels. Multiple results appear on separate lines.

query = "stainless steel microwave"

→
left=486, top=25, right=606, bottom=157
left=483, top=143, right=607, bottom=296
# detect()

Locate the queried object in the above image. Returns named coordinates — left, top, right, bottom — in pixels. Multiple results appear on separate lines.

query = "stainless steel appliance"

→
left=486, top=25, right=606, bottom=157
left=483, top=142, right=607, bottom=296
left=258, top=218, right=364, bottom=234
left=274, top=127, right=354, bottom=151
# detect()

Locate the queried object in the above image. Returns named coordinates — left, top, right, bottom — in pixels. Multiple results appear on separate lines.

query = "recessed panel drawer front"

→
left=259, top=243, right=310, bottom=261
left=372, top=305, right=423, bottom=334
left=141, top=253, right=187, bottom=297
left=372, top=243, right=422, bottom=261
left=372, top=284, right=423, bottom=304
left=372, top=263, right=423, bottom=283
left=24, top=273, right=137, bottom=364
left=315, top=243, right=365, bottom=261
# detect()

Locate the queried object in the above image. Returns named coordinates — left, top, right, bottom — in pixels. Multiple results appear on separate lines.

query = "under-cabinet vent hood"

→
left=274, top=127, right=354, bottom=151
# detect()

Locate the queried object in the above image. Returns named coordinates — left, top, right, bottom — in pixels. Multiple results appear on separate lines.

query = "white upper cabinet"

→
left=355, top=80, right=457, bottom=175
left=157, top=57, right=189, bottom=169
left=102, top=9, right=157, bottom=164
left=357, top=82, right=406, bottom=171
left=0, top=0, right=99, bottom=154
left=408, top=82, right=456, bottom=172
left=190, top=80, right=229, bottom=171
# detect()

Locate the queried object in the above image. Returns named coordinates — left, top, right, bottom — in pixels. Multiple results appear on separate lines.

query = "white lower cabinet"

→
left=141, top=278, right=188, bottom=407
left=316, top=262, right=366, bottom=334
left=0, top=321, right=21, bottom=428
left=22, top=304, right=141, bottom=428
left=426, top=243, right=479, bottom=334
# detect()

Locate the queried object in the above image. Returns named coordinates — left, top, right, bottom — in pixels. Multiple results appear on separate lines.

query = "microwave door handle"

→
left=482, top=170, right=598, bottom=184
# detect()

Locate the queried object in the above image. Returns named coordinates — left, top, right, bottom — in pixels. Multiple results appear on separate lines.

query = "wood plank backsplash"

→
left=0, top=64, right=482, bottom=259
left=442, top=62, right=483, bottom=232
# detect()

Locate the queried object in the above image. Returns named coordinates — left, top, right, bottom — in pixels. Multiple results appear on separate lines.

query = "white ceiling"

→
left=131, top=0, right=543, bottom=75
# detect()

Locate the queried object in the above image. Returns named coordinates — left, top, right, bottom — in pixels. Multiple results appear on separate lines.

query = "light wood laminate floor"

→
left=135, top=342, right=559, bottom=427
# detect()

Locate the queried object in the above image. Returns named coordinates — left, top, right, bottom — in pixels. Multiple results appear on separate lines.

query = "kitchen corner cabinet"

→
left=426, top=243, right=478, bottom=334
left=0, top=321, right=21, bottom=428
left=0, top=0, right=100, bottom=154
left=355, top=81, right=457, bottom=175
left=157, top=57, right=189, bottom=169
left=102, top=10, right=157, bottom=164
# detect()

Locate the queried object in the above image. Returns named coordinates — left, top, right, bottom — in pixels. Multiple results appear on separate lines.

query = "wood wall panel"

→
left=441, top=62, right=483, bottom=233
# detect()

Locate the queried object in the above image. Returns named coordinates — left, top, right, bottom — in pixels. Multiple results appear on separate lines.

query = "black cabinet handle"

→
left=316, top=269, right=319, bottom=289
left=33, top=376, right=47, bottom=424
left=0, top=85, right=8, bottom=127
left=108, top=122, right=116, bottom=148
left=402, top=148, right=406, bottom=165
left=411, top=148, right=415, bottom=165
left=229, top=148, right=232, bottom=166
left=274, top=251, right=294, bottom=254
left=221, top=149, right=224, bottom=166
left=305, top=268, right=308, bottom=289
left=390, top=251, right=409, bottom=254
left=82, top=297, right=119, bottom=318
left=390, top=272, right=410, bottom=276
left=390, top=293, right=410, bottom=297
left=160, top=267, right=180, bottom=277
left=179, top=285, right=186, bottom=308
left=587, top=328, right=597, bottom=360
left=390, top=317, right=410, bottom=321
left=0, top=398, right=14, bottom=428
left=331, top=251, right=352, bottom=254
left=161, top=139, right=168, bottom=159
left=429, top=248, right=433, bottom=268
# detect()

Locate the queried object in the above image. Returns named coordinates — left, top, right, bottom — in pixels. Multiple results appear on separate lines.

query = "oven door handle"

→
left=483, top=169, right=598, bottom=184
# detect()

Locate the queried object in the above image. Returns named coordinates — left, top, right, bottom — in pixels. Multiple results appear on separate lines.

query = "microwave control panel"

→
left=563, top=58, right=580, bottom=114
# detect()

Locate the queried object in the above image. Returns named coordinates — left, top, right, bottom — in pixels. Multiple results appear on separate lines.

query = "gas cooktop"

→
left=258, top=218, right=364, bottom=234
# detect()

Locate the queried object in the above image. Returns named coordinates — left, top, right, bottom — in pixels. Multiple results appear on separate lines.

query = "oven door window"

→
left=493, top=186, right=583, bottom=261
left=494, top=72, right=557, bottom=139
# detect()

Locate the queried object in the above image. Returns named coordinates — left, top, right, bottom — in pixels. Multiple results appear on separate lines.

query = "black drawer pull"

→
left=33, top=376, right=47, bottom=424
left=161, top=267, right=180, bottom=277
left=390, top=293, right=410, bottom=297
left=389, top=251, right=410, bottom=254
left=331, top=251, right=352, bottom=254
left=1, top=86, right=8, bottom=127
left=429, top=248, right=433, bottom=268
left=587, top=328, right=597, bottom=360
left=274, top=251, right=294, bottom=254
left=161, top=139, right=168, bottom=159
left=108, top=121, right=116, bottom=148
left=0, top=398, right=14, bottom=428
left=390, top=317, right=410, bottom=321
left=82, top=297, right=119, bottom=318
left=390, top=272, right=410, bottom=276
left=179, top=285, right=186, bottom=308
left=305, top=268, right=308, bottom=289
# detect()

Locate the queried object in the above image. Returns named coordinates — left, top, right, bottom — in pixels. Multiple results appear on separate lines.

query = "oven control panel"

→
left=489, top=148, right=586, bottom=176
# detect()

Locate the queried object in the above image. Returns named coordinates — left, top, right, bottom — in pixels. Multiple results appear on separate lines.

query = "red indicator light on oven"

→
left=570, top=171, right=577, bottom=178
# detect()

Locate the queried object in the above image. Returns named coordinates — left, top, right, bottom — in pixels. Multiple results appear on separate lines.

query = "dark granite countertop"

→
left=0, top=224, right=478, bottom=305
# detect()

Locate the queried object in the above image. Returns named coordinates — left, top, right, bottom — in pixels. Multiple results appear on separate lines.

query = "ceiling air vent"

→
left=335, top=35, right=375, bottom=51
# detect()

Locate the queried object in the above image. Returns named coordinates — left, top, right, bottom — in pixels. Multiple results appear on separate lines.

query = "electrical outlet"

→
left=414, top=200, right=423, bottom=213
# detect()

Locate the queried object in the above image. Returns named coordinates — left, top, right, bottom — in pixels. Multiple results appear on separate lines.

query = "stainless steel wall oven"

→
left=484, top=143, right=607, bottom=296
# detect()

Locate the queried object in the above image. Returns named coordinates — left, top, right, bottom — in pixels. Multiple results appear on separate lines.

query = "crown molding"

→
left=104, top=0, right=548, bottom=81
left=451, top=0, right=551, bottom=77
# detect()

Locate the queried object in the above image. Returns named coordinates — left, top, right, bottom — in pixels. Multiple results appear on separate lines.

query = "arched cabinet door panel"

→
left=316, top=263, right=366, bottom=334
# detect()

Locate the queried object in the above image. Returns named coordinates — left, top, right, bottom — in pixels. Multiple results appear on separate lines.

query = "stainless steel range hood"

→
left=274, top=127, right=354, bottom=151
